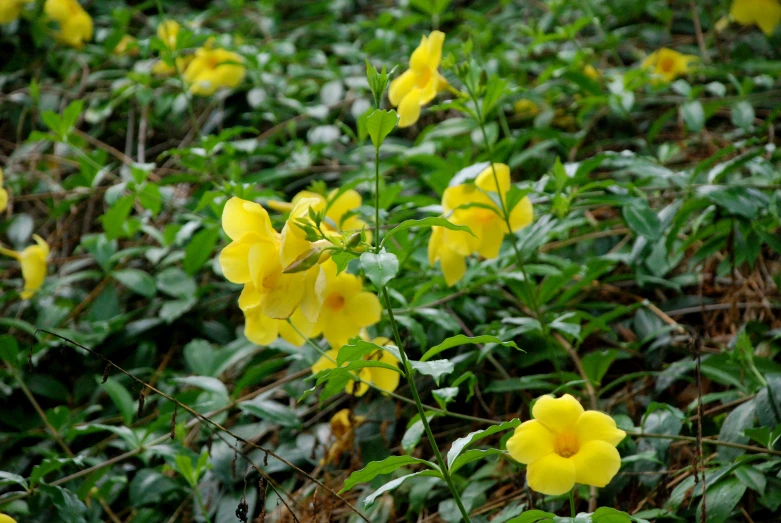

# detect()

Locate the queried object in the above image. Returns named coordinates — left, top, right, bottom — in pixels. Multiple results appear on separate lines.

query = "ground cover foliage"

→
left=1, top=0, right=781, bottom=522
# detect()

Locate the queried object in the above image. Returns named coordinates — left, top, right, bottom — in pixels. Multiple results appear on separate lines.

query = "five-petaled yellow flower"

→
left=389, top=30, right=447, bottom=128
left=0, top=169, right=8, bottom=213
left=428, top=163, right=533, bottom=286
left=312, top=337, right=400, bottom=396
left=0, top=0, right=31, bottom=24
left=506, top=394, right=626, bottom=496
left=44, top=0, right=93, bottom=49
left=0, top=235, right=50, bottom=299
left=641, top=48, right=697, bottom=83
left=183, top=47, right=246, bottom=96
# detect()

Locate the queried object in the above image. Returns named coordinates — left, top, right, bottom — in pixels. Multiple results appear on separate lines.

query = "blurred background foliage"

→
left=1, top=0, right=781, bottom=522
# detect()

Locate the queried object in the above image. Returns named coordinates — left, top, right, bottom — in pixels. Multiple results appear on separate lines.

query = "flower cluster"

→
left=506, top=394, right=626, bottom=495
left=428, top=163, right=533, bottom=286
left=219, top=191, right=380, bottom=349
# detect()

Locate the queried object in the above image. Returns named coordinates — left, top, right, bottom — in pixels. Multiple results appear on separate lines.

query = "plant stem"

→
left=381, top=287, right=472, bottom=522
left=569, top=487, right=576, bottom=518
left=374, top=146, right=381, bottom=253
left=193, top=487, right=212, bottom=523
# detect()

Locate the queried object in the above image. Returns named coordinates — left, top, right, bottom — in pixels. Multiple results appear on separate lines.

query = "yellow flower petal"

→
left=222, top=197, right=275, bottom=241
left=260, top=272, right=305, bottom=319
left=326, top=189, right=362, bottom=228
left=389, top=69, right=417, bottom=107
left=219, top=237, right=258, bottom=283
left=439, top=246, right=467, bottom=287
left=476, top=223, right=504, bottom=259
left=321, top=313, right=359, bottom=350
left=532, top=394, right=585, bottom=433
left=44, top=0, right=93, bottom=48
left=344, top=291, right=382, bottom=327
left=526, top=453, right=576, bottom=495
left=409, top=35, right=431, bottom=71
left=425, top=30, right=445, bottom=70
left=370, top=351, right=401, bottom=394
left=345, top=367, right=371, bottom=397
left=238, top=282, right=262, bottom=311
left=506, top=420, right=556, bottom=465
left=279, top=308, right=321, bottom=346
left=244, top=306, right=279, bottom=345
left=571, top=440, right=622, bottom=488
left=0, top=513, right=19, bottom=523
left=299, top=265, right=326, bottom=323
left=157, top=20, right=181, bottom=49
left=476, top=163, right=511, bottom=195
left=311, top=349, right=339, bottom=374
left=0, top=188, right=7, bottom=213
left=508, top=196, right=534, bottom=232
left=574, top=411, right=626, bottom=446
left=731, top=0, right=781, bottom=35
left=397, top=89, right=423, bottom=128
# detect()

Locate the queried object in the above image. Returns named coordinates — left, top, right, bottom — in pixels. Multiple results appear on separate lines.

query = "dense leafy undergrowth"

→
left=2, top=0, right=781, bottom=522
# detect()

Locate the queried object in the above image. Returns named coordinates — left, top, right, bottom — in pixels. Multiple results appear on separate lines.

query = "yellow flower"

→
left=44, top=0, right=93, bottom=49
left=219, top=197, right=325, bottom=346
left=313, top=261, right=382, bottom=350
left=0, top=513, right=18, bottom=523
left=274, top=189, right=370, bottom=269
left=506, top=394, right=626, bottom=496
left=113, top=34, right=138, bottom=56
left=513, top=99, right=540, bottom=119
left=0, top=0, right=31, bottom=24
left=583, top=64, right=600, bottom=80
left=157, top=20, right=181, bottom=50
left=151, top=56, right=193, bottom=77
left=428, top=163, right=533, bottom=286
left=641, top=48, right=697, bottom=83
left=0, top=169, right=8, bottom=213
left=323, top=409, right=365, bottom=464
left=183, top=47, right=246, bottom=96
left=0, top=234, right=50, bottom=299
left=730, top=0, right=781, bottom=35
left=312, top=337, right=400, bottom=396
left=389, top=30, right=446, bottom=128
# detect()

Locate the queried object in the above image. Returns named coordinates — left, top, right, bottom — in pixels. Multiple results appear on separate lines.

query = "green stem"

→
left=374, top=146, right=381, bottom=253
left=193, top=487, right=212, bottom=523
left=381, top=287, right=472, bottom=523
left=569, top=487, right=576, bottom=518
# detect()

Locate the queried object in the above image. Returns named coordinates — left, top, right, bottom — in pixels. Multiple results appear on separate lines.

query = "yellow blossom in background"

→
left=323, top=409, right=365, bottom=464
left=583, top=64, right=600, bottom=80
left=0, top=0, right=31, bottom=24
left=44, top=0, right=93, bottom=49
left=311, top=337, right=400, bottom=397
left=183, top=47, right=246, bottom=96
left=506, top=394, right=626, bottom=495
left=313, top=261, right=382, bottom=349
left=730, top=0, right=781, bottom=35
left=0, top=169, right=8, bottom=213
left=428, top=163, right=533, bottom=286
left=157, top=20, right=181, bottom=50
left=113, top=34, right=138, bottom=56
left=152, top=56, right=192, bottom=77
left=513, top=99, right=540, bottom=120
left=0, top=513, right=18, bottom=523
left=641, top=48, right=697, bottom=83
left=0, top=234, right=50, bottom=299
left=389, top=30, right=447, bottom=127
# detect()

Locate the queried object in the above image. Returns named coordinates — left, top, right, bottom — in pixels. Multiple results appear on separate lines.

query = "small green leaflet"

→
left=421, top=334, right=521, bottom=362
left=366, top=109, right=398, bottom=149
left=360, top=251, right=399, bottom=289
left=339, top=455, right=438, bottom=493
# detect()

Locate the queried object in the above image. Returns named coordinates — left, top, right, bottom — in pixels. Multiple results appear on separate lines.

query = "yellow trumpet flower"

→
left=0, top=235, right=50, bottom=299
left=641, top=48, right=697, bottom=83
left=729, top=0, right=781, bottom=36
left=183, top=47, right=246, bottom=96
left=506, top=394, right=626, bottom=495
left=0, top=0, right=31, bottom=24
left=44, top=0, right=93, bottom=49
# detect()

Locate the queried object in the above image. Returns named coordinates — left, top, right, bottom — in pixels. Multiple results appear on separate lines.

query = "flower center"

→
left=415, top=67, right=433, bottom=88
left=553, top=431, right=580, bottom=458
left=325, top=292, right=346, bottom=311
left=659, top=57, right=675, bottom=73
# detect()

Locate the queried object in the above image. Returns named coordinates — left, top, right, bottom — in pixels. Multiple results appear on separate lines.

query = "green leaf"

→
left=112, top=269, right=156, bottom=297
left=39, top=483, right=88, bottom=523
left=339, top=455, right=438, bottom=494
left=446, top=419, right=520, bottom=468
left=731, top=101, right=754, bottom=130
left=360, top=251, right=399, bottom=289
left=31, top=457, right=84, bottom=487
left=382, top=217, right=475, bottom=248
left=0, top=334, right=20, bottom=368
left=183, top=226, right=220, bottom=275
left=623, top=202, right=662, bottom=240
left=421, top=334, right=521, bottom=362
left=238, top=398, right=301, bottom=428
left=0, top=471, right=28, bottom=490
left=506, top=510, right=556, bottom=522
left=100, top=195, right=135, bottom=240
left=100, top=377, right=136, bottom=425
left=696, top=477, right=746, bottom=523
left=336, top=339, right=387, bottom=367
left=591, top=507, right=635, bottom=522
left=681, top=100, right=705, bottom=132
left=449, top=448, right=506, bottom=473
left=366, top=109, right=399, bottom=149
left=409, top=359, right=454, bottom=385
left=717, top=399, right=756, bottom=461
left=364, top=470, right=442, bottom=506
